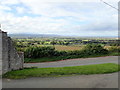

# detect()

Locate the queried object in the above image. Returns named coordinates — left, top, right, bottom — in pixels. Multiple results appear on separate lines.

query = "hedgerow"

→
left=24, top=44, right=109, bottom=59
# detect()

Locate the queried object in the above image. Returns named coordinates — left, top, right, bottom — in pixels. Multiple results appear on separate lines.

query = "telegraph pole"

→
left=0, top=24, right=1, bottom=31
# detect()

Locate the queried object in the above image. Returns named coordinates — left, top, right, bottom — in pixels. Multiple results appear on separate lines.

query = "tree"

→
left=83, top=44, right=108, bottom=55
left=50, top=41, right=56, bottom=46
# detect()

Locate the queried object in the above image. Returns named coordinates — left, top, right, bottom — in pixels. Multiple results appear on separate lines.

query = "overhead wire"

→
left=100, top=0, right=120, bottom=11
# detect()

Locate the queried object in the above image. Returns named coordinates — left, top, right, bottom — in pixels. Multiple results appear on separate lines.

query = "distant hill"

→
left=8, top=33, right=118, bottom=39
left=8, top=34, right=61, bottom=38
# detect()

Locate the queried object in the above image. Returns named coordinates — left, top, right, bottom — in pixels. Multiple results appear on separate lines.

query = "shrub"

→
left=107, top=46, right=120, bottom=52
left=53, top=51, right=68, bottom=56
left=83, top=44, right=108, bottom=55
left=25, top=46, right=56, bottom=58
left=24, top=44, right=109, bottom=59
left=67, top=50, right=84, bottom=56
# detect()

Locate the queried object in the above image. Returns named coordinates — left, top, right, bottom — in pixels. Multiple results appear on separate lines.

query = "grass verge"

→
left=25, top=54, right=112, bottom=63
left=3, top=63, right=120, bottom=79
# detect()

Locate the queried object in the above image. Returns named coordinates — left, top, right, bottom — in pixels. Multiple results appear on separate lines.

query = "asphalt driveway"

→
left=3, top=72, right=118, bottom=88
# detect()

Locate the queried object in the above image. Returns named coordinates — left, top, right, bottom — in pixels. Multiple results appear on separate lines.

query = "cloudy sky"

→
left=0, top=0, right=119, bottom=36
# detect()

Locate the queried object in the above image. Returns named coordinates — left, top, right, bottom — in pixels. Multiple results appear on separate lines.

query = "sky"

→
left=0, top=0, right=119, bottom=36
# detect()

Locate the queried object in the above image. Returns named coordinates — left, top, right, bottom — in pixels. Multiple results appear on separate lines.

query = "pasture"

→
left=38, top=45, right=82, bottom=51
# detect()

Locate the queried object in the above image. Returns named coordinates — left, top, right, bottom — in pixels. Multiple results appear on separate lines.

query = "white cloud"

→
left=0, top=0, right=118, bottom=36
left=16, top=7, right=26, bottom=14
left=1, top=0, right=20, bottom=5
left=0, top=5, right=11, bottom=11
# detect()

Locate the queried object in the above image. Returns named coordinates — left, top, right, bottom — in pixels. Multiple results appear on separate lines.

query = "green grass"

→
left=25, top=56, right=64, bottom=63
left=24, top=54, right=112, bottom=63
left=109, top=52, right=120, bottom=56
left=3, top=63, right=120, bottom=79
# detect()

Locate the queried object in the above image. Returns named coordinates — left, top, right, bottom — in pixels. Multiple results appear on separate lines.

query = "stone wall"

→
left=0, top=31, right=2, bottom=75
left=0, top=30, right=24, bottom=74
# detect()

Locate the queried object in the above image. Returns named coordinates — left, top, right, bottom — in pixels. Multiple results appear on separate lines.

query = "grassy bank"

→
left=3, top=63, right=120, bottom=79
left=24, top=53, right=119, bottom=63
left=24, top=54, right=105, bottom=63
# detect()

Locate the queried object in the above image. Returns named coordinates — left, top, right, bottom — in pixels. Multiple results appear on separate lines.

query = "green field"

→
left=36, top=45, right=120, bottom=51
left=38, top=45, right=82, bottom=51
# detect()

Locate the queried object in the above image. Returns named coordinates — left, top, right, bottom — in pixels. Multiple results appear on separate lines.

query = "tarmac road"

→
left=2, top=56, right=119, bottom=88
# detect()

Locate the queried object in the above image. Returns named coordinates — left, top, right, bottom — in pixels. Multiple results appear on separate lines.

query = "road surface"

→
left=2, top=72, right=118, bottom=88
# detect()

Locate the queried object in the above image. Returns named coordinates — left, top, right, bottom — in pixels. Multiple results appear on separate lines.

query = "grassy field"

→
left=35, top=45, right=120, bottom=52
left=55, top=45, right=82, bottom=51
left=3, top=63, right=120, bottom=79
left=38, top=45, right=82, bottom=51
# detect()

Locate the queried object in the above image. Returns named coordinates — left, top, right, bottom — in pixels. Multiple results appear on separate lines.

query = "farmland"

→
left=38, top=45, right=82, bottom=51
left=10, top=35, right=119, bottom=63
left=12, top=36, right=119, bottom=51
